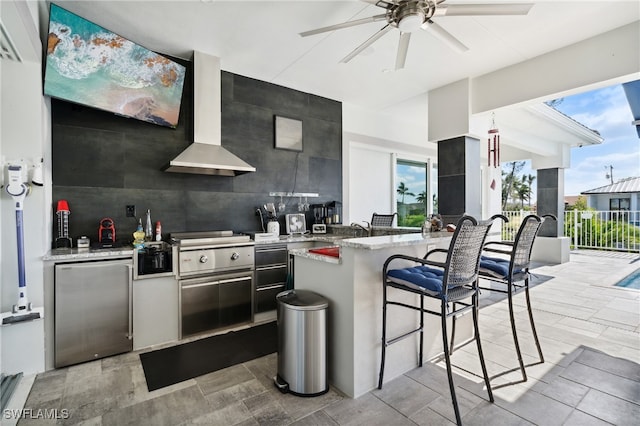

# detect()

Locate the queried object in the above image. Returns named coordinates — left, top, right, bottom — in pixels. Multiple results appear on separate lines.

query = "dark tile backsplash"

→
left=52, top=68, right=342, bottom=245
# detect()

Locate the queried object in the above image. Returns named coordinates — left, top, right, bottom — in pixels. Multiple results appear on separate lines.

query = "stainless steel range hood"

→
left=164, top=51, right=255, bottom=176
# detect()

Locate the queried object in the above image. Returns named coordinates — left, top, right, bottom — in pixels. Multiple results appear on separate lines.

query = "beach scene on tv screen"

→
left=44, top=4, right=186, bottom=128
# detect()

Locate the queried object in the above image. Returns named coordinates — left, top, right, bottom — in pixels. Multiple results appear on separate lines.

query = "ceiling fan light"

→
left=398, top=14, right=424, bottom=32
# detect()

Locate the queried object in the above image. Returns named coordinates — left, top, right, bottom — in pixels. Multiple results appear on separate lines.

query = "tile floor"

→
left=13, top=250, right=640, bottom=425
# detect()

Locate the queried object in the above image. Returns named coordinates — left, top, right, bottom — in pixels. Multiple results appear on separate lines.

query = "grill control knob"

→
left=230, top=252, right=240, bottom=261
left=199, top=255, right=208, bottom=263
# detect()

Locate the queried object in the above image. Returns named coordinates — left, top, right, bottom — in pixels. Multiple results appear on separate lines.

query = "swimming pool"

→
left=615, top=269, right=640, bottom=289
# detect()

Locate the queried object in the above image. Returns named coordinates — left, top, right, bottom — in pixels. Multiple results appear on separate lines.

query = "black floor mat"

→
left=140, top=321, right=277, bottom=391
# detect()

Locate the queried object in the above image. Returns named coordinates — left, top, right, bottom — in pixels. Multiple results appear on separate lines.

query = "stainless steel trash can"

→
left=274, top=289, right=329, bottom=396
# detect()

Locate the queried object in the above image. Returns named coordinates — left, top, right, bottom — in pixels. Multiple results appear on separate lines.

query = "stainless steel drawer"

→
left=255, top=284, right=284, bottom=313
left=255, top=246, right=288, bottom=266
left=255, top=265, right=287, bottom=288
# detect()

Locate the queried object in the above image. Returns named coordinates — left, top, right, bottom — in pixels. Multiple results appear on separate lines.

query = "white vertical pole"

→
left=574, top=209, right=578, bottom=249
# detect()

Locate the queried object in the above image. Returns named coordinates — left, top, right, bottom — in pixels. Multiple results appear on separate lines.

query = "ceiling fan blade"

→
left=360, top=0, right=396, bottom=10
left=434, top=3, right=534, bottom=17
left=395, top=32, right=411, bottom=70
left=421, top=20, right=469, bottom=53
left=300, top=14, right=387, bottom=37
left=340, top=24, right=393, bottom=63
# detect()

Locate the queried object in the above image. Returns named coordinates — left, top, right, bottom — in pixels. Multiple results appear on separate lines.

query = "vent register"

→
left=0, top=19, right=22, bottom=62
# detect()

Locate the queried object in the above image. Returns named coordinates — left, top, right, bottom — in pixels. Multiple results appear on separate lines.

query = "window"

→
left=396, top=159, right=430, bottom=227
left=610, top=197, right=630, bottom=211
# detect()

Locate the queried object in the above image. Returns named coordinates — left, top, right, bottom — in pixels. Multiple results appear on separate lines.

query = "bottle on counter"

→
left=421, top=220, right=429, bottom=237
left=133, top=219, right=145, bottom=250
left=145, top=209, right=153, bottom=241
left=155, top=221, right=162, bottom=241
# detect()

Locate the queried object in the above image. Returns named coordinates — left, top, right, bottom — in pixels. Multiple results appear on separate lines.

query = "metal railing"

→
left=501, top=210, right=640, bottom=253
left=565, top=210, right=640, bottom=252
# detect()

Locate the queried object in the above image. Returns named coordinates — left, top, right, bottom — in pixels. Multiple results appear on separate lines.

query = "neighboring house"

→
left=564, top=195, right=583, bottom=209
left=581, top=177, right=640, bottom=224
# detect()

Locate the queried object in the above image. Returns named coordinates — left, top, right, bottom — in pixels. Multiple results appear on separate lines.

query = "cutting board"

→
left=308, top=246, right=340, bottom=258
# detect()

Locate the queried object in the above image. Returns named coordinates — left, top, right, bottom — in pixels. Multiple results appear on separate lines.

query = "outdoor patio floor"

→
left=12, top=250, right=640, bottom=425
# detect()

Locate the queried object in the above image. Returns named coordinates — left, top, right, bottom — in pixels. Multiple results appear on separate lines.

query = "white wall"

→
left=0, top=20, right=3, bottom=378
left=472, top=22, right=640, bottom=114
left=1, top=0, right=48, bottom=375
left=342, top=100, right=437, bottom=225
left=347, top=143, right=394, bottom=224
left=342, top=98, right=428, bottom=148
left=587, top=193, right=640, bottom=212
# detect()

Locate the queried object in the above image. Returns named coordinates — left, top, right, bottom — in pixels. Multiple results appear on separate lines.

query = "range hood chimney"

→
left=164, top=51, right=255, bottom=176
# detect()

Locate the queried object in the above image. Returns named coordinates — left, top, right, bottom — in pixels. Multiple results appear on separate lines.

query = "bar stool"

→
left=371, top=212, right=397, bottom=227
left=378, top=215, right=502, bottom=426
left=478, top=214, right=556, bottom=382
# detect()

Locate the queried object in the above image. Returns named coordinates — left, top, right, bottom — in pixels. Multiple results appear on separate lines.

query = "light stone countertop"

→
left=252, top=234, right=344, bottom=245
left=338, top=231, right=452, bottom=250
left=289, top=231, right=453, bottom=263
left=43, top=247, right=135, bottom=262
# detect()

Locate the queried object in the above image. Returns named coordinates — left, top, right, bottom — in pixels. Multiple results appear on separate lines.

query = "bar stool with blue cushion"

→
left=378, top=215, right=502, bottom=426
left=478, top=214, right=556, bottom=382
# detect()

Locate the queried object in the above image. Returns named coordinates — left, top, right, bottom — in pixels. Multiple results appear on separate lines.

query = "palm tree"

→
left=397, top=182, right=415, bottom=204
left=502, top=161, right=525, bottom=210
left=416, top=191, right=427, bottom=205
left=515, top=181, right=530, bottom=208
left=524, top=174, right=536, bottom=207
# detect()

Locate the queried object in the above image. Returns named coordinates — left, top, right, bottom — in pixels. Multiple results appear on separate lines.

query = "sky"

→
left=396, top=161, right=429, bottom=206
left=397, top=82, right=640, bottom=205
left=524, top=82, right=640, bottom=198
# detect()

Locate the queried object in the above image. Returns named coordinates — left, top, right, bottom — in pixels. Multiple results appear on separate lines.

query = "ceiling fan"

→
left=300, top=0, right=533, bottom=70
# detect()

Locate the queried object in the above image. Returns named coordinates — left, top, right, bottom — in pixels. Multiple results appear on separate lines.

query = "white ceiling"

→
left=45, top=0, right=640, bottom=115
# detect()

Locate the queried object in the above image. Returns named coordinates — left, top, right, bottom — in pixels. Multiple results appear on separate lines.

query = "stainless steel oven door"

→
left=179, top=271, right=253, bottom=338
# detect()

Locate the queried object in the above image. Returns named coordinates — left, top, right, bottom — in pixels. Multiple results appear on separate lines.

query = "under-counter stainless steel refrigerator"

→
left=54, top=258, right=133, bottom=368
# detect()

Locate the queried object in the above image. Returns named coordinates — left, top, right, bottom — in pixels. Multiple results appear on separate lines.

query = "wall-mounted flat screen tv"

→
left=44, top=4, right=186, bottom=128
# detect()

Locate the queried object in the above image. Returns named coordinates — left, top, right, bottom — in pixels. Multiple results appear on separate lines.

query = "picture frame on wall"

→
left=274, top=115, right=303, bottom=151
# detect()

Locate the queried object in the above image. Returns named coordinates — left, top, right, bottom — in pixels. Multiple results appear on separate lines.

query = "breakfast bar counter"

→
left=290, top=232, right=467, bottom=398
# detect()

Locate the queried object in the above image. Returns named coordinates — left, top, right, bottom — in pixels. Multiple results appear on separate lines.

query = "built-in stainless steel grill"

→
left=171, top=231, right=255, bottom=338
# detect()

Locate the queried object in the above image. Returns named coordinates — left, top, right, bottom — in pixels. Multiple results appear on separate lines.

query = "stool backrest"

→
left=371, top=213, right=397, bottom=227
left=443, top=216, right=496, bottom=291
left=511, top=214, right=556, bottom=272
left=511, top=215, right=542, bottom=271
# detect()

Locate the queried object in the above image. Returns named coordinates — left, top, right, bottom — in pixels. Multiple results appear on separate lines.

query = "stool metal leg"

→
left=441, top=300, right=462, bottom=426
left=525, top=275, right=544, bottom=363
left=419, top=295, right=424, bottom=367
left=508, top=282, right=528, bottom=382
left=378, top=282, right=388, bottom=389
left=449, top=302, right=457, bottom=355
left=473, top=288, right=494, bottom=403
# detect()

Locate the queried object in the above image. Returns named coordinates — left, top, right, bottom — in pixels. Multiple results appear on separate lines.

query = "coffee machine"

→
left=311, top=204, right=327, bottom=224
left=98, top=218, right=116, bottom=247
left=310, top=202, right=342, bottom=225
left=325, top=201, right=342, bottom=224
